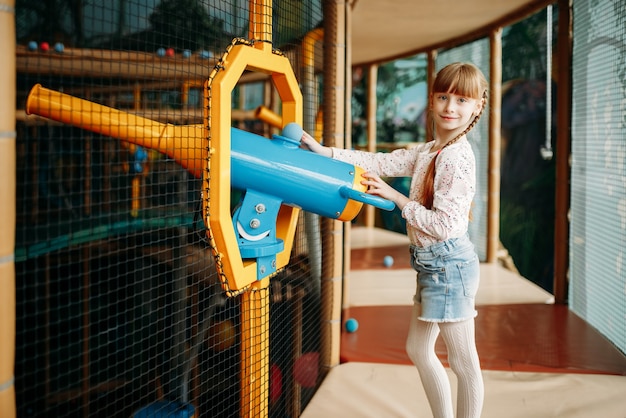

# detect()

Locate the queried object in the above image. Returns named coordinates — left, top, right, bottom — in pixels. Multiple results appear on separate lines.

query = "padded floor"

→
left=301, top=227, right=626, bottom=417
left=301, top=363, right=626, bottom=418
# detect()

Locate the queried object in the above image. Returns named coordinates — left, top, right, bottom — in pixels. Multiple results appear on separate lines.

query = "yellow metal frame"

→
left=204, top=39, right=302, bottom=418
left=204, top=41, right=303, bottom=292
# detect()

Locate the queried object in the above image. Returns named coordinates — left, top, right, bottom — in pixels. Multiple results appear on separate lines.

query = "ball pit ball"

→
left=282, top=122, right=303, bottom=141
left=269, top=363, right=283, bottom=404
left=208, top=319, right=236, bottom=351
left=28, top=41, right=38, bottom=51
left=345, top=318, right=359, bottom=333
left=39, top=42, right=50, bottom=52
left=54, top=43, right=64, bottom=53
left=156, top=47, right=166, bottom=57
left=165, top=47, right=175, bottom=57
left=293, top=352, right=319, bottom=388
left=182, top=49, right=192, bottom=58
left=383, top=255, right=394, bottom=267
left=199, top=50, right=212, bottom=59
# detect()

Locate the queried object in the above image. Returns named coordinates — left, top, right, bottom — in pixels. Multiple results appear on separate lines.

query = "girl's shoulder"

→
left=440, top=138, right=475, bottom=165
left=409, top=141, right=436, bottom=154
left=443, top=137, right=473, bottom=154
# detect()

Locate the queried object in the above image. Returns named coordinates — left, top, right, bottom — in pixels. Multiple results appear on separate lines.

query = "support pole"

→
left=487, top=29, right=503, bottom=263
left=553, top=0, right=572, bottom=304
left=240, top=283, right=270, bottom=417
left=321, top=0, right=346, bottom=380
left=249, top=0, right=272, bottom=43
left=0, top=1, right=16, bottom=416
left=363, top=64, right=378, bottom=228
left=426, top=51, right=437, bottom=143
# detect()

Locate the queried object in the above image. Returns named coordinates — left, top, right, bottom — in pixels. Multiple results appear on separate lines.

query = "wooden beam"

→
left=553, top=0, right=572, bottom=304
left=363, top=64, right=378, bottom=227
left=487, top=29, right=503, bottom=263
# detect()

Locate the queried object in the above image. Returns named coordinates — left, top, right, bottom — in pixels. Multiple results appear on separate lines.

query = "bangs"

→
left=433, top=63, right=484, bottom=99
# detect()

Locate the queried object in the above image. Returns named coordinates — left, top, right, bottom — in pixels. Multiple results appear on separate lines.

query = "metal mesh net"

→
left=15, top=1, right=324, bottom=417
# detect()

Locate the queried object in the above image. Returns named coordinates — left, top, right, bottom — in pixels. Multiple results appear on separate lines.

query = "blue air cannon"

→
left=25, top=84, right=395, bottom=290
left=230, top=123, right=394, bottom=276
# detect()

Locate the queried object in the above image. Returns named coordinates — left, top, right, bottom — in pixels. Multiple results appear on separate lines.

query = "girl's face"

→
left=431, top=92, right=482, bottom=133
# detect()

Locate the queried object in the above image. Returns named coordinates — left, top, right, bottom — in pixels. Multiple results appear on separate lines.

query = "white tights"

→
left=405, top=305, right=484, bottom=418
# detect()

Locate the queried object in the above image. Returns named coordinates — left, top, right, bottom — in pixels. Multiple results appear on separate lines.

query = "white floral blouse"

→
left=331, top=138, right=476, bottom=248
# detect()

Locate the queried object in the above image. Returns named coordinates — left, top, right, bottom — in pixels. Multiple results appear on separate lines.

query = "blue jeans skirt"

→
left=409, top=234, right=480, bottom=322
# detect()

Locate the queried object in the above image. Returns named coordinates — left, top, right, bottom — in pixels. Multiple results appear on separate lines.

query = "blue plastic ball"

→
left=282, top=123, right=303, bottom=141
left=54, top=42, right=64, bottom=53
left=199, top=50, right=212, bottom=59
left=383, top=255, right=394, bottom=268
left=156, top=47, right=166, bottom=57
left=182, top=49, right=192, bottom=58
left=345, top=318, right=359, bottom=333
left=28, top=41, right=38, bottom=51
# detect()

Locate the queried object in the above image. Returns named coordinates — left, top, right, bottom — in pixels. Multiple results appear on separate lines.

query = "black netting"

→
left=570, top=0, right=626, bottom=353
left=15, top=1, right=324, bottom=417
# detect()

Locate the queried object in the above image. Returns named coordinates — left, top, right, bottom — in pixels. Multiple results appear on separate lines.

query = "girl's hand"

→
left=360, top=172, right=411, bottom=210
left=300, top=131, right=332, bottom=158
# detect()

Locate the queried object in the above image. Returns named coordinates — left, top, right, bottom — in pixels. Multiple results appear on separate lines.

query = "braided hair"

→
left=421, top=63, right=488, bottom=210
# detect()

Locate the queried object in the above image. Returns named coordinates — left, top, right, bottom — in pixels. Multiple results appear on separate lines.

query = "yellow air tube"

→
left=254, top=105, right=283, bottom=128
left=26, top=84, right=207, bottom=179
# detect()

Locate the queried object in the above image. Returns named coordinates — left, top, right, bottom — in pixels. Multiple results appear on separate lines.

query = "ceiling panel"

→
left=351, top=0, right=550, bottom=65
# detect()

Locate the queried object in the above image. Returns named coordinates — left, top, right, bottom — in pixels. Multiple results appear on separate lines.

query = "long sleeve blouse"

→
left=331, top=138, right=476, bottom=248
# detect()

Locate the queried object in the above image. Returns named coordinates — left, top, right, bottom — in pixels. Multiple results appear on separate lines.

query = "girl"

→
left=300, top=62, right=488, bottom=418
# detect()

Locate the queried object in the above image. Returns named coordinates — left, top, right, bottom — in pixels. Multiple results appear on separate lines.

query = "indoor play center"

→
left=0, top=0, right=625, bottom=417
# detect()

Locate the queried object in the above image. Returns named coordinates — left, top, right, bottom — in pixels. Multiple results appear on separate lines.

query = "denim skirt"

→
left=409, top=234, right=480, bottom=322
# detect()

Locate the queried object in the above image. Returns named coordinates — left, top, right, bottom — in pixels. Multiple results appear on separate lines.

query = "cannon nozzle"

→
left=26, top=84, right=207, bottom=178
